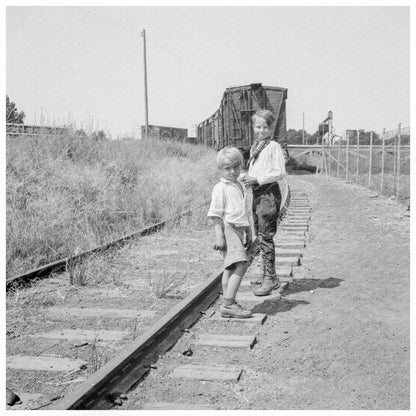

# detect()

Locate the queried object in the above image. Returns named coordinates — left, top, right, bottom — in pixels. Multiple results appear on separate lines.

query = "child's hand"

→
left=245, top=228, right=253, bottom=247
left=213, top=235, right=226, bottom=251
left=241, top=175, right=258, bottom=188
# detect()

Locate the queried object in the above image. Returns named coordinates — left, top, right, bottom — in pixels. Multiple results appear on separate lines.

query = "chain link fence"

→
left=321, top=125, right=410, bottom=205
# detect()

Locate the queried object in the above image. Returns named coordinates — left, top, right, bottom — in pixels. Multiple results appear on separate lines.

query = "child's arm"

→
left=211, top=217, right=226, bottom=251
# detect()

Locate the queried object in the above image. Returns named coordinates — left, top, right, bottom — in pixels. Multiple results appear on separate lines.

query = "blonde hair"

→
left=216, top=146, right=244, bottom=168
left=252, top=109, right=275, bottom=127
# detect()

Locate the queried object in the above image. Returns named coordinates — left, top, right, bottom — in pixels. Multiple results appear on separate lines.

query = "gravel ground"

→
left=7, top=174, right=411, bottom=411
left=123, top=174, right=411, bottom=411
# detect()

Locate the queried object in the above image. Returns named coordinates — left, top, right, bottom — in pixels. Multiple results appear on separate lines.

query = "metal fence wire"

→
left=321, top=126, right=410, bottom=204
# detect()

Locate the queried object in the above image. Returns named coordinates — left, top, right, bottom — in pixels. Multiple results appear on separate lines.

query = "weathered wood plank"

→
left=277, top=256, right=301, bottom=266
left=197, top=333, right=256, bottom=348
left=28, top=329, right=129, bottom=342
left=46, top=307, right=156, bottom=320
left=141, top=402, right=217, bottom=410
left=7, top=355, right=87, bottom=372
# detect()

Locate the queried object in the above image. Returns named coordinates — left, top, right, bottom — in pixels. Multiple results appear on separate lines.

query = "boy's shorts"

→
left=223, top=224, right=248, bottom=270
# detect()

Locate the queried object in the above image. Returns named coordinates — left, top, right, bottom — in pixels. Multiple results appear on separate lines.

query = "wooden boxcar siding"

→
left=197, top=84, right=287, bottom=154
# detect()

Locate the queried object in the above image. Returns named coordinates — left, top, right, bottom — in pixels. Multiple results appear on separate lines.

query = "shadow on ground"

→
left=251, top=298, right=309, bottom=316
left=285, top=277, right=343, bottom=295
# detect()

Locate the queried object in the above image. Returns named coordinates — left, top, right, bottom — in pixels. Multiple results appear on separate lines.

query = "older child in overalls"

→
left=241, top=110, right=287, bottom=296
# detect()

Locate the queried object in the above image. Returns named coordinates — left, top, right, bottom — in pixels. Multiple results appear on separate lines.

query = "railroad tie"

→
left=27, top=329, right=130, bottom=343
left=288, top=206, right=312, bottom=211
left=275, top=241, right=305, bottom=249
left=284, top=218, right=309, bottom=224
left=45, top=307, right=156, bottom=320
left=237, top=291, right=282, bottom=303
left=196, top=333, right=257, bottom=349
left=141, top=402, right=218, bottom=410
left=277, top=255, right=301, bottom=266
left=275, top=248, right=303, bottom=258
left=7, top=355, right=87, bottom=372
left=287, top=215, right=311, bottom=221
left=282, top=230, right=306, bottom=237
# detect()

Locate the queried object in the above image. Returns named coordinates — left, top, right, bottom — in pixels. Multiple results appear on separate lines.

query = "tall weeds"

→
left=6, top=134, right=218, bottom=277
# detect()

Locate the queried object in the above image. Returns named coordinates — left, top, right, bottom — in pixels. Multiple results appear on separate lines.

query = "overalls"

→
left=249, top=139, right=282, bottom=280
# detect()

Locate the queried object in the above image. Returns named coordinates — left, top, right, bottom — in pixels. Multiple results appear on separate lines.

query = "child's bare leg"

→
left=222, top=268, right=232, bottom=296
left=224, top=262, right=248, bottom=301
left=221, top=261, right=252, bottom=319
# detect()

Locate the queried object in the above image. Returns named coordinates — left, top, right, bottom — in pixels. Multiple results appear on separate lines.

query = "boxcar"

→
left=197, top=83, right=288, bottom=157
left=141, top=125, right=188, bottom=141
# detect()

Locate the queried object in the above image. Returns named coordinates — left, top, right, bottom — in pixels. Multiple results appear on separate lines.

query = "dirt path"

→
left=125, top=174, right=410, bottom=411
left=241, top=175, right=410, bottom=410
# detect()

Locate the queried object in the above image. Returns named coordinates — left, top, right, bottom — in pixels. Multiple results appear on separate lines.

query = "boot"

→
left=250, top=263, right=265, bottom=286
left=254, top=277, right=280, bottom=296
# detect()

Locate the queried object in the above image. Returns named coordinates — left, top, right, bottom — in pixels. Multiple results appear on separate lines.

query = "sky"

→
left=4, top=2, right=413, bottom=139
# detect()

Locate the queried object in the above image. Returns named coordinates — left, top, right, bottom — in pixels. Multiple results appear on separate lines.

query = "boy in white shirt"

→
left=241, top=110, right=287, bottom=296
left=207, top=147, right=253, bottom=319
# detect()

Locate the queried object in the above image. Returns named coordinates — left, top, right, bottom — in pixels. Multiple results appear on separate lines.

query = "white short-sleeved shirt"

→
left=248, top=140, right=287, bottom=185
left=207, top=178, right=249, bottom=227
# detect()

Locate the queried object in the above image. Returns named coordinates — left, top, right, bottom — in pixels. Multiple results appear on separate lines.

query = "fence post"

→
left=397, top=123, right=401, bottom=198
left=381, top=128, right=385, bottom=194
left=346, top=131, right=350, bottom=180
left=393, top=136, right=397, bottom=195
left=368, top=131, right=373, bottom=187
left=337, top=139, right=340, bottom=177
left=328, top=143, right=331, bottom=176
left=356, top=129, right=360, bottom=183
left=322, top=144, right=328, bottom=175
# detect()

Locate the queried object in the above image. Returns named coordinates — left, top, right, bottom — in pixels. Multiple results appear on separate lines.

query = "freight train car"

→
left=197, top=83, right=288, bottom=158
left=141, top=125, right=188, bottom=141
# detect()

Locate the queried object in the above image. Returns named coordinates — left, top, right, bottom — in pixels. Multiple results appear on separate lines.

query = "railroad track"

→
left=6, top=205, right=202, bottom=291
left=6, top=178, right=311, bottom=410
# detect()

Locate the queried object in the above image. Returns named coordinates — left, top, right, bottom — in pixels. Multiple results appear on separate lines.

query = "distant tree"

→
left=311, top=130, right=321, bottom=145
left=286, top=129, right=302, bottom=145
left=347, top=130, right=380, bottom=145
left=91, top=129, right=107, bottom=141
left=6, top=95, right=25, bottom=124
left=286, top=129, right=313, bottom=145
left=75, top=128, right=87, bottom=137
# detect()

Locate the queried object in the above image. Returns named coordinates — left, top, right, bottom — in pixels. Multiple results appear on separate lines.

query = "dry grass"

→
left=6, top=134, right=218, bottom=277
left=146, top=269, right=191, bottom=300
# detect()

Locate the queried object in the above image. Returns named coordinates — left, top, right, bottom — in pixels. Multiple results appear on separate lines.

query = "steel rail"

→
left=49, top=182, right=291, bottom=410
left=9, top=185, right=292, bottom=409
left=6, top=203, right=209, bottom=291
left=50, top=267, right=223, bottom=410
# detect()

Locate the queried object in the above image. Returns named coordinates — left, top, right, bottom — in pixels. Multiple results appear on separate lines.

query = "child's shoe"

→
left=220, top=301, right=253, bottom=319
left=254, top=277, right=280, bottom=296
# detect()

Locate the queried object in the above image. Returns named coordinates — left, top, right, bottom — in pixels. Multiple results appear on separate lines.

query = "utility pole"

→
left=302, top=112, right=305, bottom=145
left=141, top=29, right=149, bottom=139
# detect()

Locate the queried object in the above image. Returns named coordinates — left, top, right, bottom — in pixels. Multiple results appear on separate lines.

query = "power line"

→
left=67, top=6, right=228, bottom=86
left=67, top=6, right=140, bottom=34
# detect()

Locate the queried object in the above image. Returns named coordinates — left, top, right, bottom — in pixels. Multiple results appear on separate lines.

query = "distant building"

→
left=140, top=125, right=188, bottom=141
